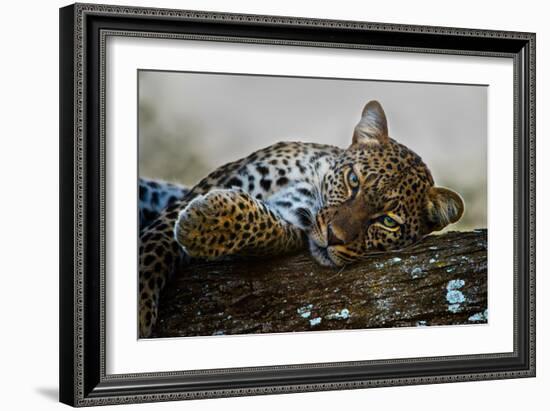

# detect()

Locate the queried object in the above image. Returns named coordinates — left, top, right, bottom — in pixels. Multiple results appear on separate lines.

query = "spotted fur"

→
left=139, top=178, right=189, bottom=232
left=138, top=100, right=464, bottom=337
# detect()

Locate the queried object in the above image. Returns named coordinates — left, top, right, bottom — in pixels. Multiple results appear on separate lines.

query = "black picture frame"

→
left=59, top=3, right=536, bottom=407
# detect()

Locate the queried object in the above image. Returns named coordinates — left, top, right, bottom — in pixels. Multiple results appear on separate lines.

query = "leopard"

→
left=138, top=100, right=465, bottom=337
left=139, top=177, right=189, bottom=233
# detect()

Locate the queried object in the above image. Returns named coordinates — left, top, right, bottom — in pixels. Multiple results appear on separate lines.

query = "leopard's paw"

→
left=175, top=189, right=256, bottom=259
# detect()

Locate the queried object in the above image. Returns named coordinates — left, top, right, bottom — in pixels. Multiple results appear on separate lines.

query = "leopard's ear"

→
left=424, top=187, right=465, bottom=232
left=352, top=100, right=389, bottom=146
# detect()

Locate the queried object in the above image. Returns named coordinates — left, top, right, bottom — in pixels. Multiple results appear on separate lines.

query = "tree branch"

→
left=153, top=229, right=487, bottom=337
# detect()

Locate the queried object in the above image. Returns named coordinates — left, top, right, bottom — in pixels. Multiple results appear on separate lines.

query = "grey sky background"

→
left=138, top=71, right=487, bottom=230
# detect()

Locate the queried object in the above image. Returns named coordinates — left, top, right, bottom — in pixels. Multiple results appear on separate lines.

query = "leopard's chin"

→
left=308, top=239, right=345, bottom=267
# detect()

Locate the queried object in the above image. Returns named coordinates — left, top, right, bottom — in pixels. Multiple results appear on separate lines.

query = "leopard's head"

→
left=309, top=100, right=464, bottom=266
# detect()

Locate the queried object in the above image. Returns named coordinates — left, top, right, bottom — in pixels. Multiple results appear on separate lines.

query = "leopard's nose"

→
left=327, top=223, right=345, bottom=246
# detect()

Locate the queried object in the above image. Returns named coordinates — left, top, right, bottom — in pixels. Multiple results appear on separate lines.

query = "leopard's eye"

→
left=380, top=215, right=398, bottom=229
left=347, top=170, right=359, bottom=189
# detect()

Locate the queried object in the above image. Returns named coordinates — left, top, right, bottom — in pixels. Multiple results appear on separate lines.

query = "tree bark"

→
left=152, top=229, right=487, bottom=338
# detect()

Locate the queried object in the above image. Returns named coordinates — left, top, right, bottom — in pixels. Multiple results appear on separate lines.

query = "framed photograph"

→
left=59, top=3, right=535, bottom=407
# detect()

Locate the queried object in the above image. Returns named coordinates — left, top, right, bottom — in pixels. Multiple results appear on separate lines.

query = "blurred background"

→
left=139, top=71, right=487, bottom=231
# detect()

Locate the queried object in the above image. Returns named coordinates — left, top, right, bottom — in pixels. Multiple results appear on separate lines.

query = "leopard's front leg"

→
left=138, top=201, right=190, bottom=338
left=175, top=189, right=306, bottom=259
